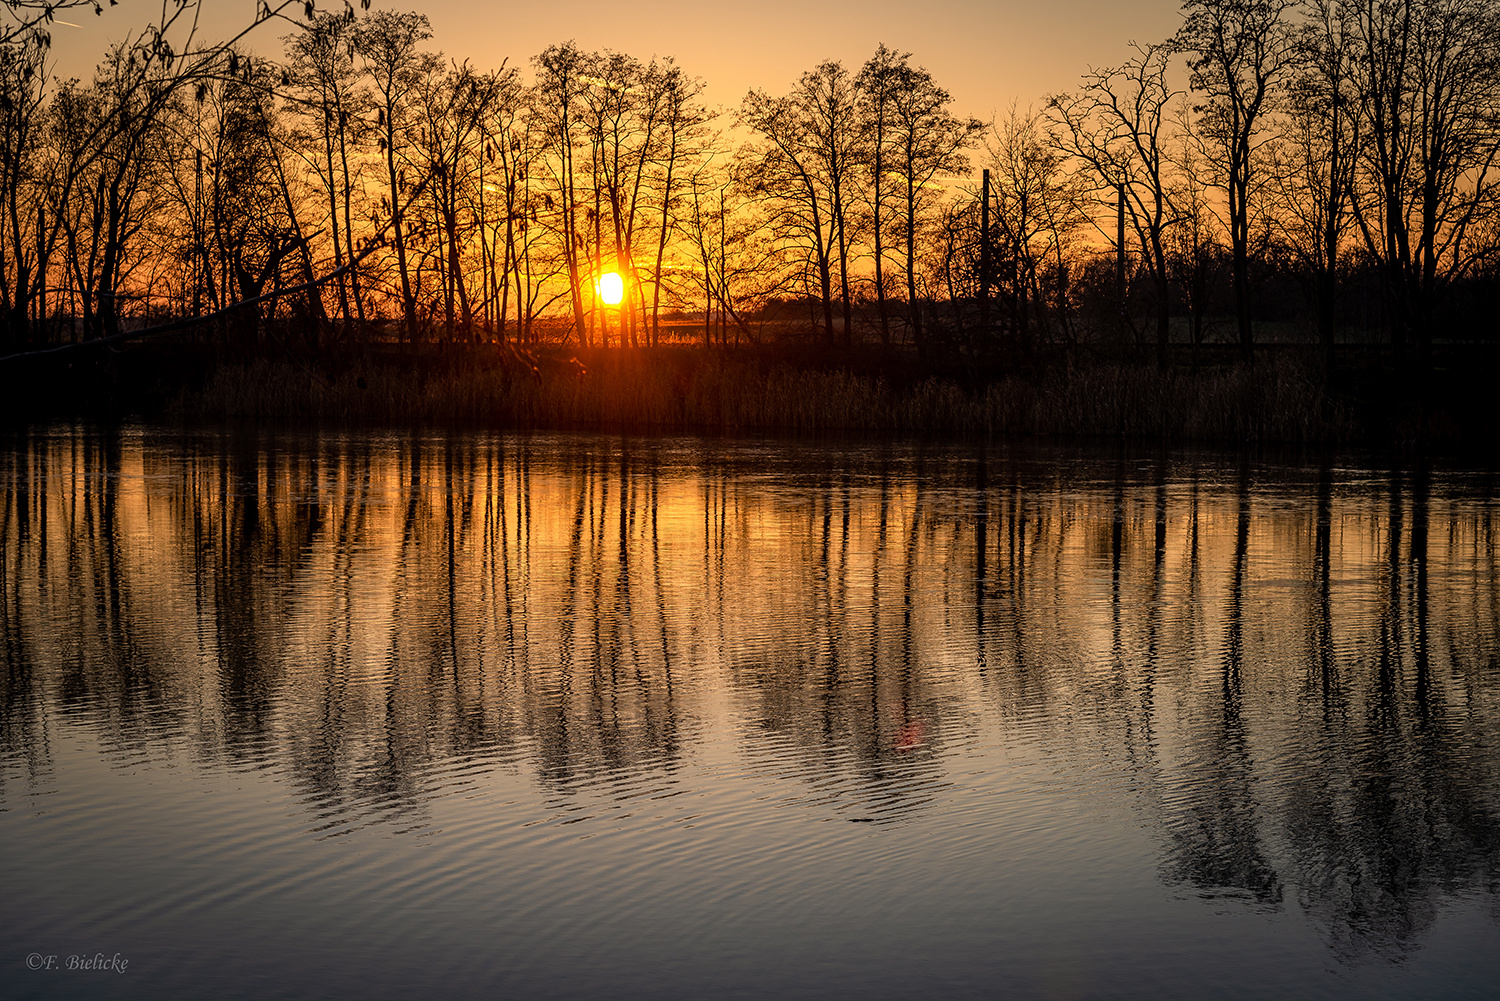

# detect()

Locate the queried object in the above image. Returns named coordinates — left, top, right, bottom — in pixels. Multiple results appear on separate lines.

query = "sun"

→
left=597, top=272, right=624, bottom=306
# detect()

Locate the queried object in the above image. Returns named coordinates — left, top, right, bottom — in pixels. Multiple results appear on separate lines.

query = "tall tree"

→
left=532, top=41, right=592, bottom=346
left=1167, top=103, right=1226, bottom=362
left=862, top=47, right=983, bottom=348
left=205, top=57, right=304, bottom=348
left=742, top=60, right=864, bottom=343
left=582, top=50, right=660, bottom=348
left=0, top=34, right=48, bottom=349
left=646, top=62, right=709, bottom=345
left=1346, top=0, right=1500, bottom=361
left=355, top=9, right=434, bottom=343
left=52, top=47, right=171, bottom=343
left=1051, top=40, right=1182, bottom=367
left=856, top=44, right=906, bottom=346
left=10, top=1, right=302, bottom=351
left=415, top=60, right=495, bottom=343
left=1179, top=0, right=1298, bottom=362
left=1269, top=0, right=1360, bottom=375
left=986, top=107, right=1085, bottom=353
left=472, top=64, right=526, bottom=341
left=283, top=11, right=370, bottom=329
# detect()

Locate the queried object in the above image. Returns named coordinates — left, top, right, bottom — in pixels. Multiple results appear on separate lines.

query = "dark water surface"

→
left=2, top=425, right=1498, bottom=1000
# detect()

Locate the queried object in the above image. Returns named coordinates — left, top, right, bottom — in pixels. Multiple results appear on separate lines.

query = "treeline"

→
left=0, top=0, right=1498, bottom=368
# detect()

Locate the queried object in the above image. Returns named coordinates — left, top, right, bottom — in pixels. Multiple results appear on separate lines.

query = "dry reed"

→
left=172, top=349, right=1356, bottom=443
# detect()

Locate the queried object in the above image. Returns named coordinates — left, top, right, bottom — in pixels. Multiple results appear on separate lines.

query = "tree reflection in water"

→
left=2, top=426, right=1498, bottom=964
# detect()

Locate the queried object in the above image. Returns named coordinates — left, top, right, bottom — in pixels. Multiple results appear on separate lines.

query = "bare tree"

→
left=1167, top=103, right=1226, bottom=362
left=470, top=64, right=525, bottom=341
left=645, top=61, right=709, bottom=346
left=532, top=41, right=592, bottom=346
left=414, top=60, right=495, bottom=343
left=863, top=48, right=983, bottom=348
left=985, top=106, right=1086, bottom=353
left=1346, top=0, right=1500, bottom=361
left=283, top=11, right=370, bottom=330
left=355, top=9, right=434, bottom=342
left=0, top=34, right=49, bottom=348
left=684, top=157, right=791, bottom=346
left=51, top=48, right=174, bottom=342
left=572, top=50, right=696, bottom=348
left=1269, top=0, right=1360, bottom=373
left=3, top=1, right=310, bottom=353
left=1179, top=0, right=1299, bottom=362
left=741, top=60, right=864, bottom=343
left=207, top=57, right=304, bottom=348
left=1051, top=40, right=1182, bottom=366
left=856, top=44, right=905, bottom=346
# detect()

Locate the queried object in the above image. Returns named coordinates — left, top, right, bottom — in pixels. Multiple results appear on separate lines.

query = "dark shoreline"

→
left=5, top=340, right=1498, bottom=457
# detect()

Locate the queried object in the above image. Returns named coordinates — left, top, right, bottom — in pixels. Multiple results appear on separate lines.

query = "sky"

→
left=38, top=0, right=1184, bottom=123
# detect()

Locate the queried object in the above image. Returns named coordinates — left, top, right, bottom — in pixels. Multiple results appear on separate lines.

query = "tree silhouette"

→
left=1052, top=40, right=1181, bottom=367
left=282, top=12, right=371, bottom=330
left=741, top=61, right=863, bottom=344
left=532, top=41, right=593, bottom=347
left=862, top=49, right=982, bottom=348
left=354, top=9, right=433, bottom=344
left=1346, top=0, right=1500, bottom=363
left=1269, top=0, right=1360, bottom=376
left=1179, top=0, right=1299, bottom=363
left=0, top=2, right=1498, bottom=385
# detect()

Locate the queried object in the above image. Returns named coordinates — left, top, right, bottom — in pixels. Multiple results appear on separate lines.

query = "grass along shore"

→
left=166, top=345, right=1367, bottom=444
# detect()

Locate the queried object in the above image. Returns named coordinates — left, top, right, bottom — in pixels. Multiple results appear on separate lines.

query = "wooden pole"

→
left=1116, top=182, right=1127, bottom=345
left=36, top=202, right=45, bottom=345
left=720, top=189, right=728, bottom=347
left=979, top=169, right=990, bottom=338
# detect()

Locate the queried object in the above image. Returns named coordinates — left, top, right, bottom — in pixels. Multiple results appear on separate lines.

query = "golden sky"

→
left=44, top=0, right=1183, bottom=122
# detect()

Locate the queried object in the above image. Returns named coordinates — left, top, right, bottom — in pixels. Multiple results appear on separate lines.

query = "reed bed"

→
left=173, top=348, right=1357, bottom=443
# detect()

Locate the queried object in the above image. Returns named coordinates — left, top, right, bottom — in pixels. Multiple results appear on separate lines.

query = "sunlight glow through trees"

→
left=0, top=0, right=1497, bottom=363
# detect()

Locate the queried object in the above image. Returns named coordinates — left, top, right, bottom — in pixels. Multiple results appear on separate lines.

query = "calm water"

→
left=2, top=425, right=1498, bottom=1000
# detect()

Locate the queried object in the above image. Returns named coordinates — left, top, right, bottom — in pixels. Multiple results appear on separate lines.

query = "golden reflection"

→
left=2, top=429, right=1499, bottom=960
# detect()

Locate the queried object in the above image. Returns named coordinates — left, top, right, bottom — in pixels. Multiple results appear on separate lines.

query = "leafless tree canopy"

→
left=1, top=1, right=1498, bottom=365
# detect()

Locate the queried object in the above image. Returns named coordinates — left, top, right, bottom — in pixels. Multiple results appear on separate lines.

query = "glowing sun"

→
left=598, top=272, right=624, bottom=306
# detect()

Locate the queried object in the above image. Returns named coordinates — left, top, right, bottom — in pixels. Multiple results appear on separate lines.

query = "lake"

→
left=2, top=424, right=1497, bottom=1000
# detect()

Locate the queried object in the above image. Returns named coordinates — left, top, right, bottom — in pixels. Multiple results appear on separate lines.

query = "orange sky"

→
left=44, top=0, right=1183, bottom=122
